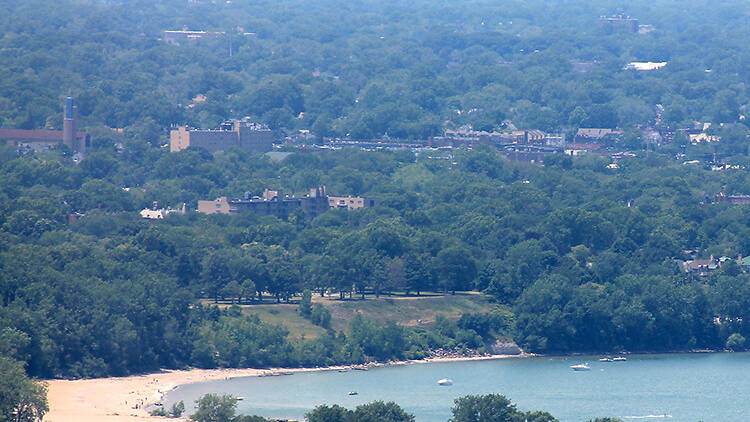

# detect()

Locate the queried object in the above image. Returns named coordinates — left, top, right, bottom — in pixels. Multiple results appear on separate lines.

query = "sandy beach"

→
left=43, top=354, right=527, bottom=422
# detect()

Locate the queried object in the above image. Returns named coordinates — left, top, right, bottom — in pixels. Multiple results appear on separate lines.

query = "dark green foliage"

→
left=306, top=404, right=351, bottom=422
left=3, top=0, right=750, bottom=141
left=5, top=0, right=750, bottom=381
left=310, top=303, right=332, bottom=329
left=306, top=401, right=414, bottom=422
left=726, top=333, right=746, bottom=351
left=4, top=143, right=750, bottom=376
left=299, top=289, right=313, bottom=317
left=352, top=401, right=415, bottom=422
left=449, top=394, right=527, bottom=422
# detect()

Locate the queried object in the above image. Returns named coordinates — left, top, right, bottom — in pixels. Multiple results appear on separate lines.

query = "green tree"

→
left=524, top=411, right=558, bottom=422
left=311, top=303, right=332, bottom=329
left=726, top=333, right=746, bottom=351
left=190, top=394, right=238, bottom=422
left=306, top=404, right=351, bottom=422
left=241, top=280, right=257, bottom=304
left=449, top=394, right=524, bottom=422
left=436, top=247, right=477, bottom=294
left=221, top=280, right=242, bottom=304
left=352, top=401, right=414, bottom=422
left=299, top=289, right=313, bottom=317
left=170, top=401, right=186, bottom=418
left=0, top=356, right=48, bottom=422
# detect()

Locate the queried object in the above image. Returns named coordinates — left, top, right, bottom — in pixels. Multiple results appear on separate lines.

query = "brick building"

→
left=170, top=119, right=273, bottom=153
left=0, top=97, right=88, bottom=154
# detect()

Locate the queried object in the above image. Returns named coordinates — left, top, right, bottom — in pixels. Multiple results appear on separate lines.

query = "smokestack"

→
left=63, top=97, right=75, bottom=150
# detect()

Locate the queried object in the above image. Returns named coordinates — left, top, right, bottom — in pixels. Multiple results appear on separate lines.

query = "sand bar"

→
left=44, top=354, right=527, bottom=422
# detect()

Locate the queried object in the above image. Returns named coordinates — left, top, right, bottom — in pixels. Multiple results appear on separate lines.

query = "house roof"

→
left=626, top=62, right=667, bottom=71
left=687, top=259, right=714, bottom=270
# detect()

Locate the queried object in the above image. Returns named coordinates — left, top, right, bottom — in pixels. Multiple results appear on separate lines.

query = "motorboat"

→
left=599, top=357, right=613, bottom=362
left=348, top=391, right=358, bottom=396
left=570, top=363, right=591, bottom=371
left=437, top=378, right=453, bottom=386
left=613, top=356, right=627, bottom=361
left=236, top=397, right=245, bottom=401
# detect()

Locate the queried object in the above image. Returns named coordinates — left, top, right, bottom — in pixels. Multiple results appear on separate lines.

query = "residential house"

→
left=683, top=256, right=718, bottom=276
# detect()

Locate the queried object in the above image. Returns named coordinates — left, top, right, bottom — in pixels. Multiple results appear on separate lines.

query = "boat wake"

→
left=622, top=415, right=672, bottom=419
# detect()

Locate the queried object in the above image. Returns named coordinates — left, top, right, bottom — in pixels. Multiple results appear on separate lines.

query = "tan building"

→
left=170, top=119, right=273, bottom=153
left=198, top=187, right=378, bottom=218
left=197, top=197, right=232, bottom=215
left=328, top=196, right=377, bottom=210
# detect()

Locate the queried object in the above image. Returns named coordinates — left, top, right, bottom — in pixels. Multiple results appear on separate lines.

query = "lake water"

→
left=162, top=353, right=750, bottom=422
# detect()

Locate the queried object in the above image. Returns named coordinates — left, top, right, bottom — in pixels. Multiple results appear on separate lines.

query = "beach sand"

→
left=44, top=368, right=263, bottom=422
left=43, top=354, right=526, bottom=422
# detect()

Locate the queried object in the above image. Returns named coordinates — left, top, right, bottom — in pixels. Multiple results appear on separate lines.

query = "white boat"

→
left=613, top=356, right=627, bottom=361
left=599, top=357, right=613, bottom=362
left=437, top=378, right=453, bottom=386
left=570, top=363, right=591, bottom=371
left=348, top=391, right=358, bottom=396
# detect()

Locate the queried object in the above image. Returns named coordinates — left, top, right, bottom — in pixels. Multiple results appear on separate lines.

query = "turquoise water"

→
left=162, top=353, right=750, bottom=422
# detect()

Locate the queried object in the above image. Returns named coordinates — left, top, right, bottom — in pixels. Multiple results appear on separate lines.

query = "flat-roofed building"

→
left=198, top=187, right=377, bottom=219
left=328, top=196, right=378, bottom=210
left=163, top=30, right=225, bottom=46
left=170, top=119, right=273, bottom=153
left=624, top=61, right=667, bottom=71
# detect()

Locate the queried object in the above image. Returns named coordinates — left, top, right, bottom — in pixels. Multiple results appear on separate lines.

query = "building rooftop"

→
left=625, top=61, right=667, bottom=71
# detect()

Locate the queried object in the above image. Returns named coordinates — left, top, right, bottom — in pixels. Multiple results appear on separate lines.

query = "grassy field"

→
left=204, top=292, right=500, bottom=339
left=242, top=303, right=329, bottom=339
left=315, top=292, right=497, bottom=332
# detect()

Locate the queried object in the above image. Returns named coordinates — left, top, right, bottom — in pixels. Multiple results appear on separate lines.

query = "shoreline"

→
left=43, top=353, right=528, bottom=422
left=43, top=349, right=733, bottom=422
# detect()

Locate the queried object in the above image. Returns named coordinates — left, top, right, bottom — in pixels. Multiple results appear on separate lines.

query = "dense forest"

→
left=2, top=0, right=750, bottom=142
left=3, top=140, right=750, bottom=379
left=3, top=0, right=750, bottom=387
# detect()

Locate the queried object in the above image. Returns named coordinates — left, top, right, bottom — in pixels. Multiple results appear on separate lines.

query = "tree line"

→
left=185, top=392, right=620, bottom=422
left=3, top=142, right=750, bottom=380
left=2, top=1, right=750, bottom=143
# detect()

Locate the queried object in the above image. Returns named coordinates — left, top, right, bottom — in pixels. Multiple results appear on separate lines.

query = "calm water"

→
left=162, top=353, right=750, bottom=422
